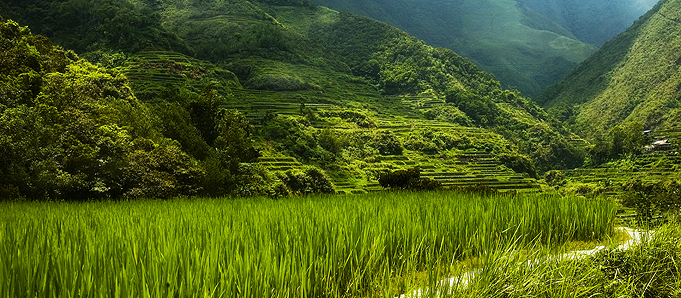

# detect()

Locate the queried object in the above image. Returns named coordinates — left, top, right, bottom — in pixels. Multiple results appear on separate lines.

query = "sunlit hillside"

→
left=538, top=0, right=681, bottom=140
left=312, top=0, right=598, bottom=98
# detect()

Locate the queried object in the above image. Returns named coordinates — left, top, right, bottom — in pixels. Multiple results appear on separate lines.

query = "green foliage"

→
left=150, top=102, right=212, bottom=160
left=538, top=0, right=681, bottom=140
left=422, top=105, right=473, bottom=126
left=587, top=122, right=648, bottom=166
left=371, top=130, right=403, bottom=155
left=0, top=21, right=209, bottom=200
left=530, top=136, right=586, bottom=171
left=122, top=143, right=206, bottom=199
left=189, top=82, right=221, bottom=145
left=543, top=170, right=566, bottom=187
left=0, top=192, right=617, bottom=297
left=498, top=153, right=538, bottom=178
left=194, top=108, right=261, bottom=197
left=446, top=88, right=499, bottom=125
left=276, top=167, right=335, bottom=195
left=404, top=127, right=513, bottom=155
left=201, top=155, right=272, bottom=197
left=0, top=0, right=192, bottom=54
left=378, top=167, right=441, bottom=191
left=316, top=109, right=377, bottom=128
left=622, top=179, right=681, bottom=226
left=262, top=115, right=331, bottom=164
left=262, top=114, right=404, bottom=167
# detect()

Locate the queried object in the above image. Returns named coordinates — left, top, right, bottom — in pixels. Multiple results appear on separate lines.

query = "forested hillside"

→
left=0, top=0, right=584, bottom=200
left=311, top=0, right=597, bottom=98
left=538, top=0, right=681, bottom=141
left=517, top=0, right=657, bottom=45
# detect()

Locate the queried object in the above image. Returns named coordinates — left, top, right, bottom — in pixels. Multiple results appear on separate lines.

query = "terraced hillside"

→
left=565, top=154, right=681, bottom=227
left=121, top=50, right=242, bottom=101
left=556, top=129, right=681, bottom=224
left=1, top=0, right=592, bottom=198
left=247, top=92, right=542, bottom=194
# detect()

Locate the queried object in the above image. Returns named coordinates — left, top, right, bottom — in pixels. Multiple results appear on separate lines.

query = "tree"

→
left=378, top=167, right=441, bottom=191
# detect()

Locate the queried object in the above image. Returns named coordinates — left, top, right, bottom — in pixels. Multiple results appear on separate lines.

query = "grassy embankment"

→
left=1, top=191, right=616, bottom=297
left=435, top=221, right=681, bottom=297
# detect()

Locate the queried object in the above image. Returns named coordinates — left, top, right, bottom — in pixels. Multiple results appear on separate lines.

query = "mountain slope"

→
left=538, top=0, right=681, bottom=140
left=516, top=0, right=658, bottom=46
left=311, top=0, right=597, bottom=98
left=1, top=0, right=586, bottom=198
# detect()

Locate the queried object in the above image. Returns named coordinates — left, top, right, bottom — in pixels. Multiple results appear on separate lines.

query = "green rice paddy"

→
left=1, top=191, right=616, bottom=297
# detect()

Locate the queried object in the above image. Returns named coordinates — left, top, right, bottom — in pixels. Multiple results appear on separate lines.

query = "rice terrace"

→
left=3, top=0, right=681, bottom=297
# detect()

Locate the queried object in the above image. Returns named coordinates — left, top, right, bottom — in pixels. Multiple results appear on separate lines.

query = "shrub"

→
left=371, top=130, right=403, bottom=155
left=123, top=144, right=206, bottom=199
left=423, top=105, right=474, bottom=126
left=276, top=167, right=335, bottom=195
left=622, top=179, right=681, bottom=225
left=543, top=170, right=566, bottom=187
left=378, top=167, right=441, bottom=191
left=499, top=153, right=538, bottom=178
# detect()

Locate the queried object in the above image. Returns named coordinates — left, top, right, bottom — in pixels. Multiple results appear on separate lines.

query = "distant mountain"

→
left=312, top=0, right=597, bottom=98
left=538, top=0, right=681, bottom=140
left=516, top=0, right=658, bottom=46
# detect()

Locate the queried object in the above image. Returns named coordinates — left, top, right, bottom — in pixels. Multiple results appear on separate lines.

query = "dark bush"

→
left=543, top=170, right=566, bottom=187
left=372, top=130, right=403, bottom=155
left=378, top=167, right=441, bottom=191
left=499, top=153, right=538, bottom=178
left=276, top=167, right=335, bottom=195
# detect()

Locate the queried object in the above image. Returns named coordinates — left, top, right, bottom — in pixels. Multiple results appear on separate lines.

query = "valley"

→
left=1, top=0, right=681, bottom=296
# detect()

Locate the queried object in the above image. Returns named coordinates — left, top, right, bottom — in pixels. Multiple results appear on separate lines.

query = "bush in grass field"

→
left=543, top=170, right=566, bottom=187
left=276, top=167, right=335, bottom=195
left=378, top=167, right=441, bottom=191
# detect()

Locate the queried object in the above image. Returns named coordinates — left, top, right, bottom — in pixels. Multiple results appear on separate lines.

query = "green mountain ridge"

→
left=0, top=0, right=584, bottom=199
left=311, top=0, right=598, bottom=98
left=517, top=0, right=658, bottom=46
left=538, top=0, right=681, bottom=141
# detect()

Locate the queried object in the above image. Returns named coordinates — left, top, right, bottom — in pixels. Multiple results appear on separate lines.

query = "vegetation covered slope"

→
left=0, top=20, right=207, bottom=200
left=517, top=0, right=658, bottom=46
left=538, top=0, right=681, bottom=141
left=311, top=0, right=597, bottom=98
left=1, top=0, right=585, bottom=199
left=155, top=0, right=585, bottom=168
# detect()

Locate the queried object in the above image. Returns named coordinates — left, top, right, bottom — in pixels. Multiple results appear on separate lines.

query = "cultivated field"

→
left=1, top=192, right=617, bottom=297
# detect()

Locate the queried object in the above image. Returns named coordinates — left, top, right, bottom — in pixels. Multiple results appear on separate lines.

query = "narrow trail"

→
left=401, top=227, right=651, bottom=298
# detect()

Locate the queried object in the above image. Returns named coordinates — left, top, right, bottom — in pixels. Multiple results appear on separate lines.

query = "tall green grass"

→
left=441, top=221, right=681, bottom=297
left=0, top=191, right=616, bottom=297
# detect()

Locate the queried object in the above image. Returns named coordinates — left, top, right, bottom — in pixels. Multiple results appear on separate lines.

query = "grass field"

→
left=0, top=192, right=617, bottom=297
